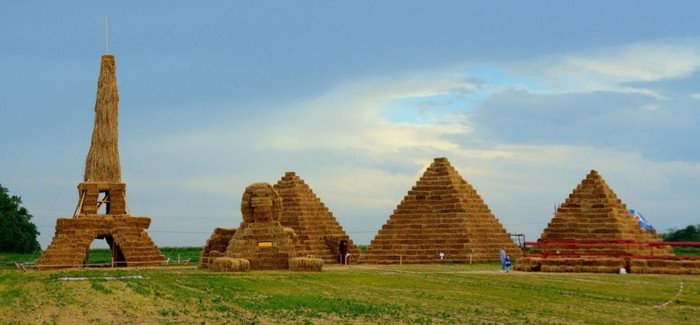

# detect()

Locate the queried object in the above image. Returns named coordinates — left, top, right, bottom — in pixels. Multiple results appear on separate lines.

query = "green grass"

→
left=0, top=252, right=41, bottom=268
left=85, top=246, right=202, bottom=265
left=674, top=247, right=700, bottom=256
left=1, top=264, right=699, bottom=324
left=1, top=247, right=203, bottom=268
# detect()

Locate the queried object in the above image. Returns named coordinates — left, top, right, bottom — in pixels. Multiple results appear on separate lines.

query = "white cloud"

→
left=154, top=72, right=476, bottom=155
left=565, top=43, right=700, bottom=81
left=504, top=39, right=700, bottom=95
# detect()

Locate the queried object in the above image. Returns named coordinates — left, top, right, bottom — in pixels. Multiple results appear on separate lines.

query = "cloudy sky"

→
left=2, top=1, right=699, bottom=249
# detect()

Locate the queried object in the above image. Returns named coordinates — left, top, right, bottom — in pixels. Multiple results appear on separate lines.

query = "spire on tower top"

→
left=105, top=16, right=110, bottom=54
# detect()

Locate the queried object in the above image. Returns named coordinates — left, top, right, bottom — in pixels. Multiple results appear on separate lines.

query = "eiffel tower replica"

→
left=37, top=54, right=165, bottom=269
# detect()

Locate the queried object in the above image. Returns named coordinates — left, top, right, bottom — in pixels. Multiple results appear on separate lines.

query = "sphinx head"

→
left=240, top=183, right=283, bottom=223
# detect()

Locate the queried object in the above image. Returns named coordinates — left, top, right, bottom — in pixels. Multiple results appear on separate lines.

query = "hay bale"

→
left=289, top=257, right=324, bottom=272
left=210, top=257, right=250, bottom=272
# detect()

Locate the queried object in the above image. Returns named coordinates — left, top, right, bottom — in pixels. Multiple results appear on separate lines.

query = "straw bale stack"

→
left=530, top=170, right=672, bottom=257
left=37, top=214, right=164, bottom=269
left=289, top=257, right=324, bottom=272
left=202, top=183, right=320, bottom=271
left=210, top=257, right=250, bottom=272
left=37, top=54, right=165, bottom=270
left=518, top=170, right=676, bottom=274
left=527, top=257, right=624, bottom=273
left=200, top=227, right=237, bottom=269
left=518, top=256, right=700, bottom=274
left=360, top=157, right=521, bottom=264
left=274, top=172, right=361, bottom=263
left=630, top=259, right=700, bottom=275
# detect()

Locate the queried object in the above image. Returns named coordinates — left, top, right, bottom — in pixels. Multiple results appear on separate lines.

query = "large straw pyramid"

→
left=37, top=55, right=164, bottom=269
left=273, top=172, right=361, bottom=263
left=360, top=157, right=521, bottom=264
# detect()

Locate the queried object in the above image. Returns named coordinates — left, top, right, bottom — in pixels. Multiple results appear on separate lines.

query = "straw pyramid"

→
left=533, top=170, right=668, bottom=253
left=273, top=172, right=361, bottom=263
left=200, top=227, right=237, bottom=269
left=360, top=157, right=521, bottom=264
left=37, top=55, right=164, bottom=269
left=516, top=170, right=675, bottom=273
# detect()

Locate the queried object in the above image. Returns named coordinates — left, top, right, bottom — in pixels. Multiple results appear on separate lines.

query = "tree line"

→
left=663, top=224, right=700, bottom=242
left=0, top=183, right=40, bottom=253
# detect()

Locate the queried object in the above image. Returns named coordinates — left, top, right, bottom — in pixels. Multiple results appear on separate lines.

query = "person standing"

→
left=499, top=247, right=506, bottom=272
left=504, top=255, right=512, bottom=273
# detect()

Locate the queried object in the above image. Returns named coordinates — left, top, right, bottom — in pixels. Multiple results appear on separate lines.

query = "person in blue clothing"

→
left=504, top=255, right=512, bottom=273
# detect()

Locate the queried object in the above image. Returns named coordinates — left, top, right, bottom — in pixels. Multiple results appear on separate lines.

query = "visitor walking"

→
left=504, top=256, right=512, bottom=273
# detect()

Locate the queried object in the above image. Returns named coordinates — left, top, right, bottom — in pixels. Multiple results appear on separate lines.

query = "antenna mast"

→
left=105, top=16, right=109, bottom=54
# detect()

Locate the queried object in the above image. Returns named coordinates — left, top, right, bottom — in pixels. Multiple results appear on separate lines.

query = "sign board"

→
left=258, top=242, right=273, bottom=247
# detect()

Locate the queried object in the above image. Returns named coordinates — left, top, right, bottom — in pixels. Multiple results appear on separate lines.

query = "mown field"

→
left=1, top=255, right=699, bottom=324
left=0, top=247, right=203, bottom=269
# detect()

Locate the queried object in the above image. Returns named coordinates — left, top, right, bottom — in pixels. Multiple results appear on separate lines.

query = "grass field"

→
left=1, top=260, right=699, bottom=324
left=0, top=247, right=203, bottom=268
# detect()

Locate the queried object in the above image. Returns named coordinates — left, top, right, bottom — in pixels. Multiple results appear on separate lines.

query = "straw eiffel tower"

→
left=37, top=55, right=164, bottom=269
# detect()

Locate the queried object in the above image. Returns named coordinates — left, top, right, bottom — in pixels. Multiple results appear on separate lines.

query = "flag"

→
left=629, top=209, right=654, bottom=231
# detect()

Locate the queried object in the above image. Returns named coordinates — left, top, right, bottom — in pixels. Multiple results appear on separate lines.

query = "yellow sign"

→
left=258, top=242, right=273, bottom=247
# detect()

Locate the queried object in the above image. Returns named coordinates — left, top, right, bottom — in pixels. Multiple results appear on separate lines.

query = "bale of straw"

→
left=289, top=257, right=324, bottom=272
left=210, top=257, right=250, bottom=272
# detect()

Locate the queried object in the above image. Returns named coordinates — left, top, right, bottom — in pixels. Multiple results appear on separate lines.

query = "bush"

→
left=0, top=184, right=40, bottom=253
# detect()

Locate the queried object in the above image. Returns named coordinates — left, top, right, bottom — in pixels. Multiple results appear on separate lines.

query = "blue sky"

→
left=2, top=1, right=699, bottom=249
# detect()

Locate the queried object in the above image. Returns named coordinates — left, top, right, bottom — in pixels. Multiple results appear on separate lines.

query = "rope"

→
left=654, top=282, right=684, bottom=308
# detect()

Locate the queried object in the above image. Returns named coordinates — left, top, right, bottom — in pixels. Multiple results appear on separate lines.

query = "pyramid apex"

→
left=434, top=157, right=449, bottom=163
left=284, top=171, right=297, bottom=177
left=586, top=170, right=602, bottom=181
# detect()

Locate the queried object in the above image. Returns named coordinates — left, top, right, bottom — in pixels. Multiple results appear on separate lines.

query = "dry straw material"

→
left=36, top=54, right=165, bottom=270
left=360, top=157, right=521, bottom=264
left=531, top=170, right=671, bottom=256
left=516, top=170, right=681, bottom=274
left=210, top=258, right=250, bottom=272
left=84, top=55, right=121, bottom=183
left=274, top=172, right=360, bottom=263
left=199, top=228, right=236, bottom=269
left=289, top=257, right=324, bottom=272
left=202, top=183, right=323, bottom=272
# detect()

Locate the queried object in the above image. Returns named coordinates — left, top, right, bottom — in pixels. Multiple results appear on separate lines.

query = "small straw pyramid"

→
left=274, top=172, right=361, bottom=263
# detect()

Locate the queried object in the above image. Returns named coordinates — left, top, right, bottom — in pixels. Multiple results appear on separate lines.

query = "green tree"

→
left=663, top=225, right=700, bottom=242
left=0, top=184, right=41, bottom=253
